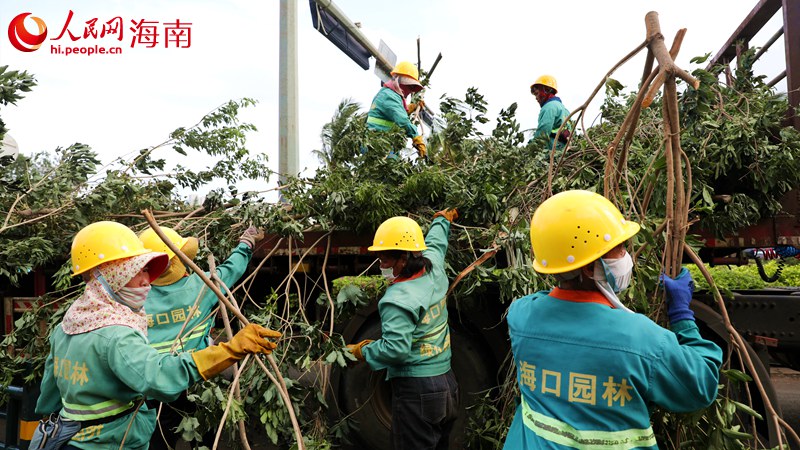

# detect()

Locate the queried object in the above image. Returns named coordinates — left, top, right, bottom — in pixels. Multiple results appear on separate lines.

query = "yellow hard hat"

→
left=139, top=226, right=188, bottom=260
left=368, top=216, right=428, bottom=252
left=530, top=75, right=558, bottom=93
left=390, top=61, right=420, bottom=82
left=71, top=221, right=156, bottom=276
left=530, top=190, right=640, bottom=274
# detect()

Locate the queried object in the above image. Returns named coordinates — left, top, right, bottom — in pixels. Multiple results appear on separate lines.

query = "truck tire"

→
left=338, top=313, right=496, bottom=449
left=692, top=301, right=783, bottom=446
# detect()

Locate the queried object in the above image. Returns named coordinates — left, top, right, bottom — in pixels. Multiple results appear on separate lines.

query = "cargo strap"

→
left=521, top=398, right=656, bottom=449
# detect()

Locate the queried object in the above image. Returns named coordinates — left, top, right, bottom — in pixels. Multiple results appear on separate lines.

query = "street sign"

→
left=374, top=39, right=397, bottom=82
left=309, top=0, right=371, bottom=70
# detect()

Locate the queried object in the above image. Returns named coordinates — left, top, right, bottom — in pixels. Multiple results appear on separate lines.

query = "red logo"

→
left=8, top=12, right=48, bottom=52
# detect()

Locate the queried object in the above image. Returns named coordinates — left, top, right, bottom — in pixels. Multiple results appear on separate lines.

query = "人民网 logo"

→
left=8, top=12, right=48, bottom=52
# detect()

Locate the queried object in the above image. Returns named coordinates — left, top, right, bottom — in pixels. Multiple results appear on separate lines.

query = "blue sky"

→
left=0, top=1, right=787, bottom=195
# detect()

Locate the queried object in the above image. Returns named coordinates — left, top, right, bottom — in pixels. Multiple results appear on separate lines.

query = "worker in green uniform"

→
left=502, top=191, right=722, bottom=449
left=346, top=210, right=459, bottom=449
left=530, top=74, right=571, bottom=150
left=138, top=225, right=263, bottom=450
left=34, top=221, right=280, bottom=450
left=367, top=60, right=428, bottom=159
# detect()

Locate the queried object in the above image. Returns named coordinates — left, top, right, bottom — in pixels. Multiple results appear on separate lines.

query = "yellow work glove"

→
left=239, top=226, right=265, bottom=249
left=433, top=208, right=459, bottom=223
left=345, top=339, right=373, bottom=362
left=191, top=324, right=281, bottom=379
left=407, top=99, right=425, bottom=114
left=412, top=136, right=427, bottom=159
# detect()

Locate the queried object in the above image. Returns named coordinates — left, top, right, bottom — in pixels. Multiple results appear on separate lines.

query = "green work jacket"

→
left=366, top=87, right=418, bottom=138
left=145, top=243, right=252, bottom=354
left=363, top=217, right=452, bottom=379
left=502, top=289, right=722, bottom=450
left=36, top=325, right=202, bottom=450
left=532, top=97, right=570, bottom=150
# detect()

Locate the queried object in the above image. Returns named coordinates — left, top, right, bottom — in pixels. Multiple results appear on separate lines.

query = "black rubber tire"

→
left=692, top=301, right=783, bottom=446
left=338, top=313, right=496, bottom=449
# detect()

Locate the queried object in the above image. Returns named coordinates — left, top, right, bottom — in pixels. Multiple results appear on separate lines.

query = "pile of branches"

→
left=3, top=8, right=800, bottom=447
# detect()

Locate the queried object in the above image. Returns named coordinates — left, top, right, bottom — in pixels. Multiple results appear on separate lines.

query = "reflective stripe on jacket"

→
left=61, top=398, right=135, bottom=421
left=519, top=397, right=655, bottom=449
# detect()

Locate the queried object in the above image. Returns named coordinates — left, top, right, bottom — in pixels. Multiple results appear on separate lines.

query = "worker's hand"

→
left=192, top=324, right=281, bottom=379
left=412, top=136, right=427, bottom=159
left=433, top=208, right=459, bottom=223
left=239, top=226, right=265, bottom=249
left=345, top=339, right=373, bottom=362
left=224, top=324, right=281, bottom=356
left=407, top=100, right=425, bottom=114
left=660, top=268, right=695, bottom=324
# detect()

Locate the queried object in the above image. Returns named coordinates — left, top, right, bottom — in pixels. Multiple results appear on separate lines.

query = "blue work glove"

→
left=660, top=268, right=695, bottom=323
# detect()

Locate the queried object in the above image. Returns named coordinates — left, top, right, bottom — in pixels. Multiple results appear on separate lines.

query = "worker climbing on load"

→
left=138, top=225, right=264, bottom=450
left=529, top=74, right=571, bottom=150
left=33, top=221, right=280, bottom=450
left=367, top=60, right=428, bottom=159
left=502, top=190, right=722, bottom=450
left=345, top=210, right=459, bottom=449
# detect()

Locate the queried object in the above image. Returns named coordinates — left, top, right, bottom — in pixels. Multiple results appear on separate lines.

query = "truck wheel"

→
left=338, top=313, right=496, bottom=449
left=692, top=301, right=782, bottom=446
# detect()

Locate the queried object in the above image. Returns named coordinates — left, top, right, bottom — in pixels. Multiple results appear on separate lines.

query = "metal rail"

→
left=708, top=0, right=800, bottom=130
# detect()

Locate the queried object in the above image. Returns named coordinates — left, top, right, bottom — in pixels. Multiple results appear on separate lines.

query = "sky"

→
left=0, top=0, right=789, bottom=196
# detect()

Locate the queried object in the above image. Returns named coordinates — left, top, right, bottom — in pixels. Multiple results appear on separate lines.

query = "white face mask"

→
left=593, top=252, right=634, bottom=313
left=380, top=267, right=397, bottom=282
left=596, top=252, right=634, bottom=293
left=115, top=286, right=151, bottom=312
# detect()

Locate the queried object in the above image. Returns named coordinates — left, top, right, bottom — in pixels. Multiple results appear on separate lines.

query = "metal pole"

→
left=314, top=0, right=394, bottom=74
left=279, top=0, right=299, bottom=184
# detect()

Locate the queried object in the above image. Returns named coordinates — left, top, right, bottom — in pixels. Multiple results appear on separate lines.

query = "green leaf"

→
left=721, top=427, right=754, bottom=440
left=730, top=400, right=764, bottom=420
left=722, top=368, right=753, bottom=383
left=324, top=351, right=338, bottom=364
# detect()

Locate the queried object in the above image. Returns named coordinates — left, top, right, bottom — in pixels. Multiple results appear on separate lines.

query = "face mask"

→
left=380, top=267, right=397, bottom=282
left=115, top=286, right=151, bottom=312
left=596, top=252, right=634, bottom=293
left=592, top=252, right=634, bottom=313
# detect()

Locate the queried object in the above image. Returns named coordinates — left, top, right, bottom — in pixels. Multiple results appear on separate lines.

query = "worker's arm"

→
left=648, top=320, right=723, bottom=412
left=213, top=242, right=253, bottom=289
left=106, top=326, right=203, bottom=403
left=35, top=350, right=63, bottom=415
left=362, top=302, right=417, bottom=370
left=423, top=216, right=452, bottom=268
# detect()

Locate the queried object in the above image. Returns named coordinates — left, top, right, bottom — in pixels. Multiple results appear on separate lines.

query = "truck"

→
left=2, top=1, right=800, bottom=449
left=262, top=1, right=800, bottom=447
